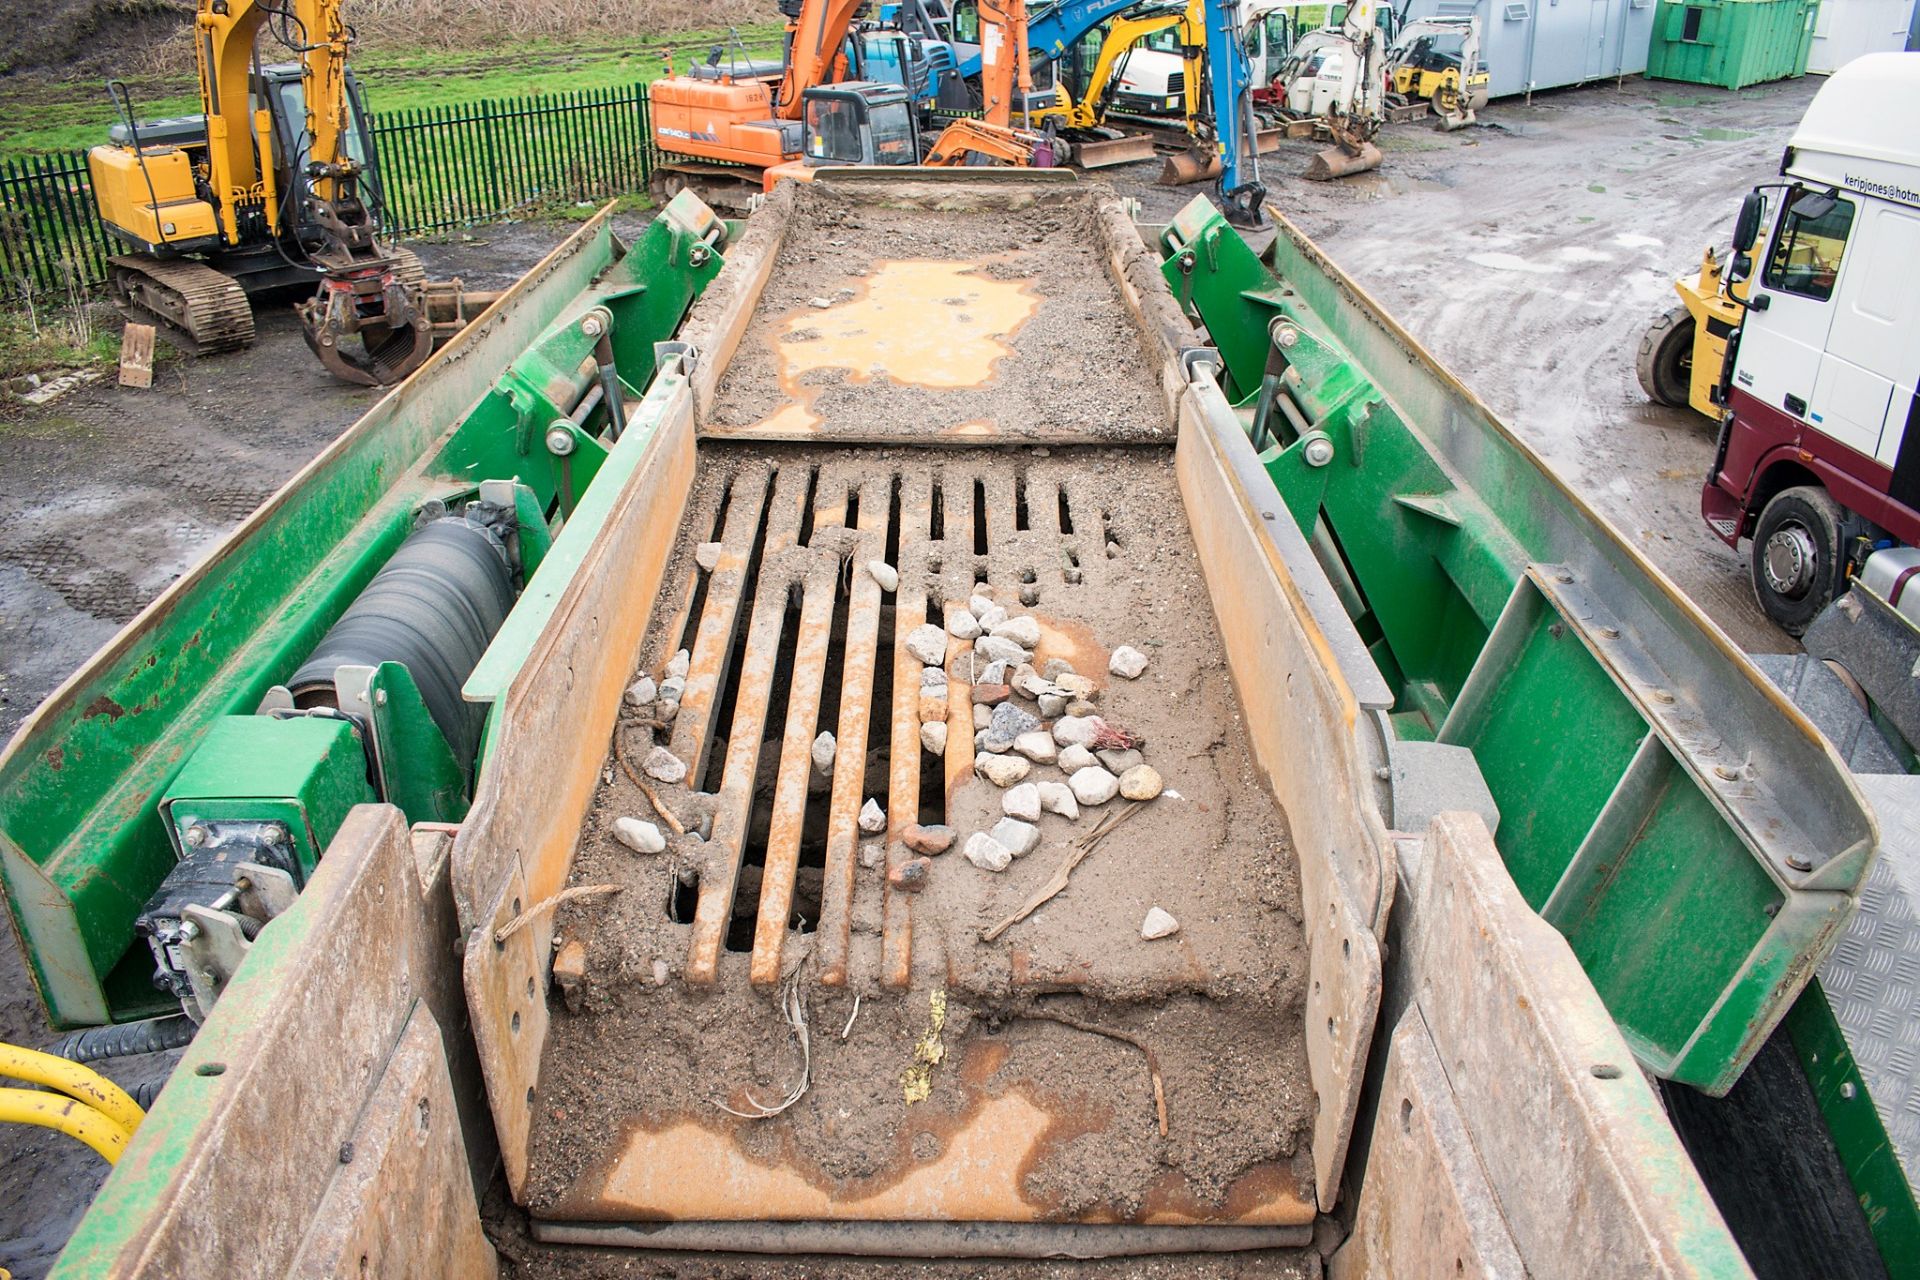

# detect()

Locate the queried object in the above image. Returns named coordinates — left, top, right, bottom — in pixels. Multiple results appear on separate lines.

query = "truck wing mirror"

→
left=1732, top=190, right=1765, bottom=254
left=1728, top=250, right=1753, bottom=284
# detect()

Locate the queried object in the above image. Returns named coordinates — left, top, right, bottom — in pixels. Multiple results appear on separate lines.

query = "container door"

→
left=1585, top=0, right=1613, bottom=77
left=1733, top=193, right=1859, bottom=449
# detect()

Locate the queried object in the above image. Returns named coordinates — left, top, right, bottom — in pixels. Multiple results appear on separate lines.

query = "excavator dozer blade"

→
left=1303, top=141, right=1383, bottom=182
left=1071, top=132, right=1158, bottom=169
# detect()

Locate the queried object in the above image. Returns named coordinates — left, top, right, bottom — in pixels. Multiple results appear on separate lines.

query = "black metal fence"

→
left=0, top=82, right=659, bottom=304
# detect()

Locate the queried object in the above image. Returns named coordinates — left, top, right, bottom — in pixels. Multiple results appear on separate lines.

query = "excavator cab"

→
left=800, top=83, right=923, bottom=166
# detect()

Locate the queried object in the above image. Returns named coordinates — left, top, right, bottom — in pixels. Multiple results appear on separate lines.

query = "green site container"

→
left=1647, top=0, right=1819, bottom=89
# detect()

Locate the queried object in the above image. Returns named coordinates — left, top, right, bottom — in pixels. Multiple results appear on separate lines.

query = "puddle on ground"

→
left=1466, top=251, right=1561, bottom=275
left=1696, top=127, right=1755, bottom=142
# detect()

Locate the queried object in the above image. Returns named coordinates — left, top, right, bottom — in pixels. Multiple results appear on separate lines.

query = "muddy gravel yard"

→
left=0, top=72, right=1819, bottom=1277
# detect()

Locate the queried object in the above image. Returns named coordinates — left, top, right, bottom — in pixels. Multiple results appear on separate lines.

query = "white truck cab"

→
left=1702, top=53, right=1920, bottom=633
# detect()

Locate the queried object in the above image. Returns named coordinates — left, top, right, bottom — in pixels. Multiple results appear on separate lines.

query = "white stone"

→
left=860, top=841, right=886, bottom=869
left=963, top=831, right=1012, bottom=872
left=1141, top=907, right=1180, bottom=940
left=946, top=608, right=982, bottom=640
left=658, top=675, right=686, bottom=704
left=973, top=635, right=1027, bottom=666
left=1012, top=731, right=1057, bottom=763
left=859, top=798, right=887, bottom=833
left=977, top=659, right=1008, bottom=687
left=665, top=649, right=691, bottom=680
left=1054, top=673, right=1097, bottom=699
left=905, top=624, right=949, bottom=666
left=1002, top=782, right=1041, bottom=822
left=1057, top=743, right=1098, bottom=773
left=1037, top=693, right=1069, bottom=718
left=922, top=665, right=949, bottom=688
left=809, top=296, right=834, bottom=309
left=1109, top=646, right=1149, bottom=680
left=812, top=730, right=837, bottom=776
left=975, top=752, right=1032, bottom=787
left=643, top=746, right=688, bottom=784
left=867, top=560, right=899, bottom=592
left=624, top=676, right=657, bottom=707
left=1120, top=764, right=1164, bottom=801
left=694, top=542, right=723, bottom=571
left=990, top=817, right=1039, bottom=858
left=1097, top=748, right=1143, bottom=775
left=1069, top=766, right=1119, bottom=806
left=1052, top=715, right=1100, bottom=748
left=613, top=817, right=665, bottom=854
left=976, top=603, right=1008, bottom=629
left=652, top=957, right=671, bottom=985
left=968, top=593, right=996, bottom=618
left=1036, top=781, right=1080, bottom=820
left=921, top=721, right=948, bottom=755
left=972, top=703, right=993, bottom=730
left=991, top=615, right=1042, bottom=648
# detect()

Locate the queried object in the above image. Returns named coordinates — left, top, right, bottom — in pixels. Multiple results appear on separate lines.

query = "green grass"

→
left=0, top=308, right=118, bottom=387
left=0, top=25, right=787, bottom=165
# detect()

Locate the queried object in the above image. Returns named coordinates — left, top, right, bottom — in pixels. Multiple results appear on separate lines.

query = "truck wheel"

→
left=1750, top=486, right=1847, bottom=636
left=1636, top=306, right=1695, bottom=408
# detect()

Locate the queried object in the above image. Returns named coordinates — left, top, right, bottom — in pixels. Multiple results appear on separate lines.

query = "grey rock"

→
left=989, top=817, right=1039, bottom=858
left=811, top=730, right=837, bottom=776
left=922, top=665, right=950, bottom=688
left=1036, top=781, right=1080, bottom=820
left=974, top=752, right=1032, bottom=787
left=946, top=608, right=982, bottom=640
left=643, top=746, right=688, bottom=784
left=1037, top=693, right=1069, bottom=718
left=1042, top=658, right=1076, bottom=680
left=1109, top=645, right=1150, bottom=679
left=968, top=593, right=996, bottom=618
left=1141, top=907, right=1180, bottom=939
left=982, top=702, right=1040, bottom=752
left=866, top=560, right=899, bottom=592
left=974, top=635, right=1028, bottom=666
left=1012, top=731, right=1057, bottom=763
left=905, top=624, right=949, bottom=666
left=694, top=542, right=723, bottom=572
left=665, top=649, right=691, bottom=680
left=1069, top=766, right=1119, bottom=806
left=976, top=603, right=1009, bottom=630
left=1002, top=782, right=1041, bottom=823
left=991, top=615, right=1042, bottom=648
left=624, top=676, right=658, bottom=707
left=972, top=703, right=993, bottom=730
left=920, top=721, right=949, bottom=755
left=1057, top=743, right=1098, bottom=773
left=859, top=797, right=887, bottom=833
left=613, top=817, right=665, bottom=854
left=963, top=831, right=1012, bottom=872
left=1097, top=748, right=1143, bottom=775
left=1052, top=715, right=1100, bottom=748
left=977, top=659, right=1008, bottom=686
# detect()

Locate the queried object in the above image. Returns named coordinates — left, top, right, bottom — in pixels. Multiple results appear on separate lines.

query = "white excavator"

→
left=1269, top=0, right=1387, bottom=178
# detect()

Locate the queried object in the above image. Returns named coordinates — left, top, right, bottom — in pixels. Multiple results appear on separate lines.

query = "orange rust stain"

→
left=1030, top=612, right=1107, bottom=690
left=82, top=696, right=126, bottom=723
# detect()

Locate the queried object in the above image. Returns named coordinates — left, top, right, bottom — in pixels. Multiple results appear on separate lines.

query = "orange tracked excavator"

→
left=653, top=0, right=1048, bottom=205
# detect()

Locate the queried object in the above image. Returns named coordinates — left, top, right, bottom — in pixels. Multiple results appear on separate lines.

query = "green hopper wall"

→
left=1647, top=0, right=1819, bottom=89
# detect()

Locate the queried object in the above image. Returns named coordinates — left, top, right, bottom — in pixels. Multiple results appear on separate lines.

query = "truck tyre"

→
left=1750, top=486, right=1847, bottom=636
left=1636, top=306, right=1695, bottom=408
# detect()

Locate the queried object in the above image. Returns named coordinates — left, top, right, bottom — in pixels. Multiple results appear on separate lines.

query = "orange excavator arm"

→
left=974, top=0, right=1033, bottom=127
left=775, top=0, right=871, bottom=120
left=923, top=118, right=1046, bottom=165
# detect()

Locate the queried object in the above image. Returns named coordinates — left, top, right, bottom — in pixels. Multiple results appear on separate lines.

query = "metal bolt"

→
left=184, top=824, right=208, bottom=848
left=545, top=424, right=577, bottom=456
left=579, top=313, right=605, bottom=338
left=1650, top=689, right=1675, bottom=705
left=689, top=244, right=712, bottom=266
left=1598, top=626, right=1620, bottom=640
left=1714, top=764, right=1741, bottom=781
left=1840, top=1082, right=1856, bottom=1100
left=375, top=689, right=388, bottom=706
left=1302, top=436, right=1335, bottom=468
left=1556, top=571, right=1574, bottom=584
left=179, top=920, right=200, bottom=941
left=1787, top=852, right=1813, bottom=872
left=1275, top=324, right=1299, bottom=349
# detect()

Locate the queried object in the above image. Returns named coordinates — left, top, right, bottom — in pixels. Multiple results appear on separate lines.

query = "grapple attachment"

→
left=298, top=257, right=436, bottom=387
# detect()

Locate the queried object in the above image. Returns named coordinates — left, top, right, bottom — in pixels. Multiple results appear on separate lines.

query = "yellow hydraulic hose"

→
left=0, top=1088, right=132, bottom=1163
left=0, top=1042, right=145, bottom=1163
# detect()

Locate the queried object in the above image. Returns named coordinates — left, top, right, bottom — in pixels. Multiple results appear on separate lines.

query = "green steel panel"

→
left=160, top=716, right=375, bottom=878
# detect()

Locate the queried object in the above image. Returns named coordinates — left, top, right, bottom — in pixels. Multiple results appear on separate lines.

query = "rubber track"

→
left=109, top=255, right=255, bottom=356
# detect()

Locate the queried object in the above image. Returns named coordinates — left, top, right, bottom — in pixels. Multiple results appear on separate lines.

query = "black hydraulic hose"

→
left=54, top=1015, right=196, bottom=1064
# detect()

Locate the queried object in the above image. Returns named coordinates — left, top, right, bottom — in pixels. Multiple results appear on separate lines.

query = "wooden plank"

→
left=815, top=472, right=893, bottom=986
left=667, top=465, right=772, bottom=783
left=882, top=476, right=933, bottom=989
left=117, top=322, right=155, bottom=389
left=686, top=466, right=812, bottom=985
left=749, top=473, right=848, bottom=984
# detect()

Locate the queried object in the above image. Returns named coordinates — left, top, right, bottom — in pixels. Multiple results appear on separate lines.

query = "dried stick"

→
left=1020, top=1009, right=1168, bottom=1138
left=981, top=802, right=1146, bottom=942
left=717, top=971, right=812, bottom=1119
left=615, top=731, right=686, bottom=834
left=493, top=884, right=621, bottom=945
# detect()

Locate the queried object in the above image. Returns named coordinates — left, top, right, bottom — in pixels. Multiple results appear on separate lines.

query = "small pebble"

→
left=972, top=703, right=994, bottom=730
left=919, top=690, right=950, bottom=723
left=922, top=665, right=949, bottom=687
left=659, top=675, right=687, bottom=702
left=903, top=824, right=955, bottom=855
left=694, top=542, right=723, bottom=571
left=809, top=295, right=834, bottom=308
left=1055, top=673, right=1097, bottom=699
left=921, top=721, right=949, bottom=755
left=1012, top=730, right=1057, bottom=763
left=1002, top=782, right=1042, bottom=822
left=989, top=817, right=1039, bottom=858
left=946, top=608, right=982, bottom=640
left=1097, top=748, right=1143, bottom=775
left=1042, top=658, right=1075, bottom=680
left=1057, top=743, right=1098, bottom=772
left=1037, top=693, right=1069, bottom=718
left=811, top=730, right=836, bottom=776
left=1120, top=764, right=1164, bottom=801
left=613, top=816, right=665, bottom=854
left=976, top=603, right=1009, bottom=630
left=665, top=649, right=691, bottom=680
left=859, top=798, right=887, bottom=833
left=975, top=752, right=1032, bottom=787
left=1109, top=646, right=1149, bottom=680
left=860, top=841, right=886, bottom=869
left=1036, top=781, right=1080, bottom=820
left=983, top=703, right=1040, bottom=752
left=624, top=676, right=658, bottom=707
left=974, top=635, right=1028, bottom=666
left=1069, top=765, right=1119, bottom=806
left=889, top=858, right=932, bottom=892
left=643, top=746, right=688, bottom=784
left=652, top=958, right=671, bottom=986
left=1067, top=699, right=1097, bottom=716
left=990, top=615, right=1042, bottom=648
left=905, top=624, right=948, bottom=666
left=1013, top=669, right=1052, bottom=699
left=1141, top=907, right=1180, bottom=940
left=978, top=659, right=1008, bottom=686
left=867, top=560, right=899, bottom=592
left=963, top=831, right=1013, bottom=872
left=968, top=593, right=996, bottom=618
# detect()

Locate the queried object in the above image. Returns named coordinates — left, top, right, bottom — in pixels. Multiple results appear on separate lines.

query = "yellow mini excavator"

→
left=89, top=0, right=480, bottom=385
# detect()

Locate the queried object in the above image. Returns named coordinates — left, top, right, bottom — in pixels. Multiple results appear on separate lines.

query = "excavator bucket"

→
left=298, top=261, right=436, bottom=387
left=1303, top=141, right=1382, bottom=181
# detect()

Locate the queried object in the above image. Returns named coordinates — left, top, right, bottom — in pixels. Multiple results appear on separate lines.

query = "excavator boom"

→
left=776, top=0, right=872, bottom=120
